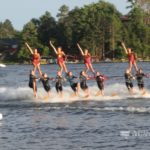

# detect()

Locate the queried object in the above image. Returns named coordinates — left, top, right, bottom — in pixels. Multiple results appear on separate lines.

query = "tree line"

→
left=0, top=0, right=149, bottom=62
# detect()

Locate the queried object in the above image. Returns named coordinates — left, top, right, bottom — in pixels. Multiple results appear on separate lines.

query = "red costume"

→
left=57, top=53, right=64, bottom=64
left=84, top=54, right=91, bottom=65
left=128, top=53, right=136, bottom=64
left=32, top=53, right=40, bottom=66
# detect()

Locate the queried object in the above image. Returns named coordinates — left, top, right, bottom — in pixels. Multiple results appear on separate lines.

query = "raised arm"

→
left=121, top=42, right=128, bottom=54
left=77, top=43, right=84, bottom=56
left=25, top=42, right=34, bottom=54
left=49, top=41, right=58, bottom=54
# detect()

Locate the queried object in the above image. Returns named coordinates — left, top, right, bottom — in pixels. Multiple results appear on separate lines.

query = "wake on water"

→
left=0, top=83, right=150, bottom=103
left=0, top=64, right=6, bottom=68
left=1, top=83, right=150, bottom=114
left=1, top=65, right=150, bottom=120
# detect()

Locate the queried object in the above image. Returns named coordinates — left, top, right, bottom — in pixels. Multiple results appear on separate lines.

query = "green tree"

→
left=122, top=6, right=150, bottom=58
left=57, top=5, right=69, bottom=23
left=56, top=5, right=70, bottom=52
left=60, top=0, right=123, bottom=59
left=17, top=21, right=41, bottom=61
left=0, top=19, right=16, bottom=39
left=38, top=11, right=57, bottom=45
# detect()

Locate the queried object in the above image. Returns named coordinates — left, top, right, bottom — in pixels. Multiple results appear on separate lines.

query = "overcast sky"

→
left=0, top=0, right=129, bottom=30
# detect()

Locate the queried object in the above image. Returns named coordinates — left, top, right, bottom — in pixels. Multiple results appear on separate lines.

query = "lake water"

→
left=0, top=62, right=150, bottom=150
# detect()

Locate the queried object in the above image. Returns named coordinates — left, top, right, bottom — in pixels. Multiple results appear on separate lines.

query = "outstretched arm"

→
left=25, top=42, right=34, bottom=54
left=130, top=73, right=135, bottom=80
left=63, top=77, right=67, bottom=82
left=49, top=41, right=58, bottom=54
left=121, top=42, right=128, bottom=54
left=77, top=43, right=84, bottom=56
left=62, top=51, right=66, bottom=56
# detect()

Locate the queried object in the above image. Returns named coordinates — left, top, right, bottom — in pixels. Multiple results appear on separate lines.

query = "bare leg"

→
left=129, top=88, right=134, bottom=95
left=100, top=90, right=104, bottom=96
left=33, top=80, right=37, bottom=98
left=101, top=90, right=104, bottom=96
left=37, top=64, right=42, bottom=76
left=84, top=64, right=89, bottom=73
left=77, top=83, right=80, bottom=95
left=60, top=91, right=63, bottom=98
left=33, top=66, right=37, bottom=74
left=139, top=88, right=146, bottom=95
left=133, top=62, right=138, bottom=72
left=71, top=93, right=77, bottom=97
left=71, top=83, right=80, bottom=97
left=62, top=63, right=68, bottom=73
left=43, top=91, right=51, bottom=101
left=96, top=91, right=101, bottom=96
left=96, top=90, right=104, bottom=96
left=59, top=63, right=63, bottom=74
left=89, top=63, right=95, bottom=73
left=129, top=61, right=133, bottom=72
left=142, top=90, right=146, bottom=95
left=84, top=88, right=89, bottom=98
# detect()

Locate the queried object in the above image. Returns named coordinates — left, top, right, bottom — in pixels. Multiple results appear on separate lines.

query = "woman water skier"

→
left=121, top=42, right=138, bottom=72
left=66, top=71, right=80, bottom=97
left=55, top=71, right=65, bottom=98
left=95, top=72, right=105, bottom=96
left=29, top=70, right=39, bottom=98
left=77, top=43, right=95, bottom=73
left=135, top=68, right=146, bottom=95
left=124, top=68, right=135, bottom=95
left=40, top=73, right=51, bottom=99
left=49, top=41, right=68, bottom=73
left=79, top=71, right=90, bottom=98
left=25, top=42, right=42, bottom=76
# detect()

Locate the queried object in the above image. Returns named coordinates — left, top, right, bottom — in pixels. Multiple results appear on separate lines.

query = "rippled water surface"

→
left=0, top=63, right=150, bottom=150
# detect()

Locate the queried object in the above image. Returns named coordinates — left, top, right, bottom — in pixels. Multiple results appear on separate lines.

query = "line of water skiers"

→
left=29, top=68, right=147, bottom=99
left=25, top=41, right=148, bottom=99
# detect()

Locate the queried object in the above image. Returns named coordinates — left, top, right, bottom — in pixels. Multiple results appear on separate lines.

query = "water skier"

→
left=121, top=42, right=138, bottom=72
left=25, top=42, right=42, bottom=76
left=79, top=71, right=90, bottom=98
left=50, top=41, right=68, bottom=73
left=135, top=68, right=146, bottom=95
left=66, top=71, right=80, bottom=97
left=77, top=43, right=95, bottom=73
left=55, top=71, right=65, bottom=98
left=40, top=73, right=51, bottom=99
left=95, top=72, right=105, bottom=96
left=28, top=70, right=39, bottom=98
left=124, top=69, right=135, bottom=95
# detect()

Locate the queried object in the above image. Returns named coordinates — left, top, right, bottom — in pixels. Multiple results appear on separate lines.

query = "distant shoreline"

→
left=1, top=59, right=150, bottom=65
